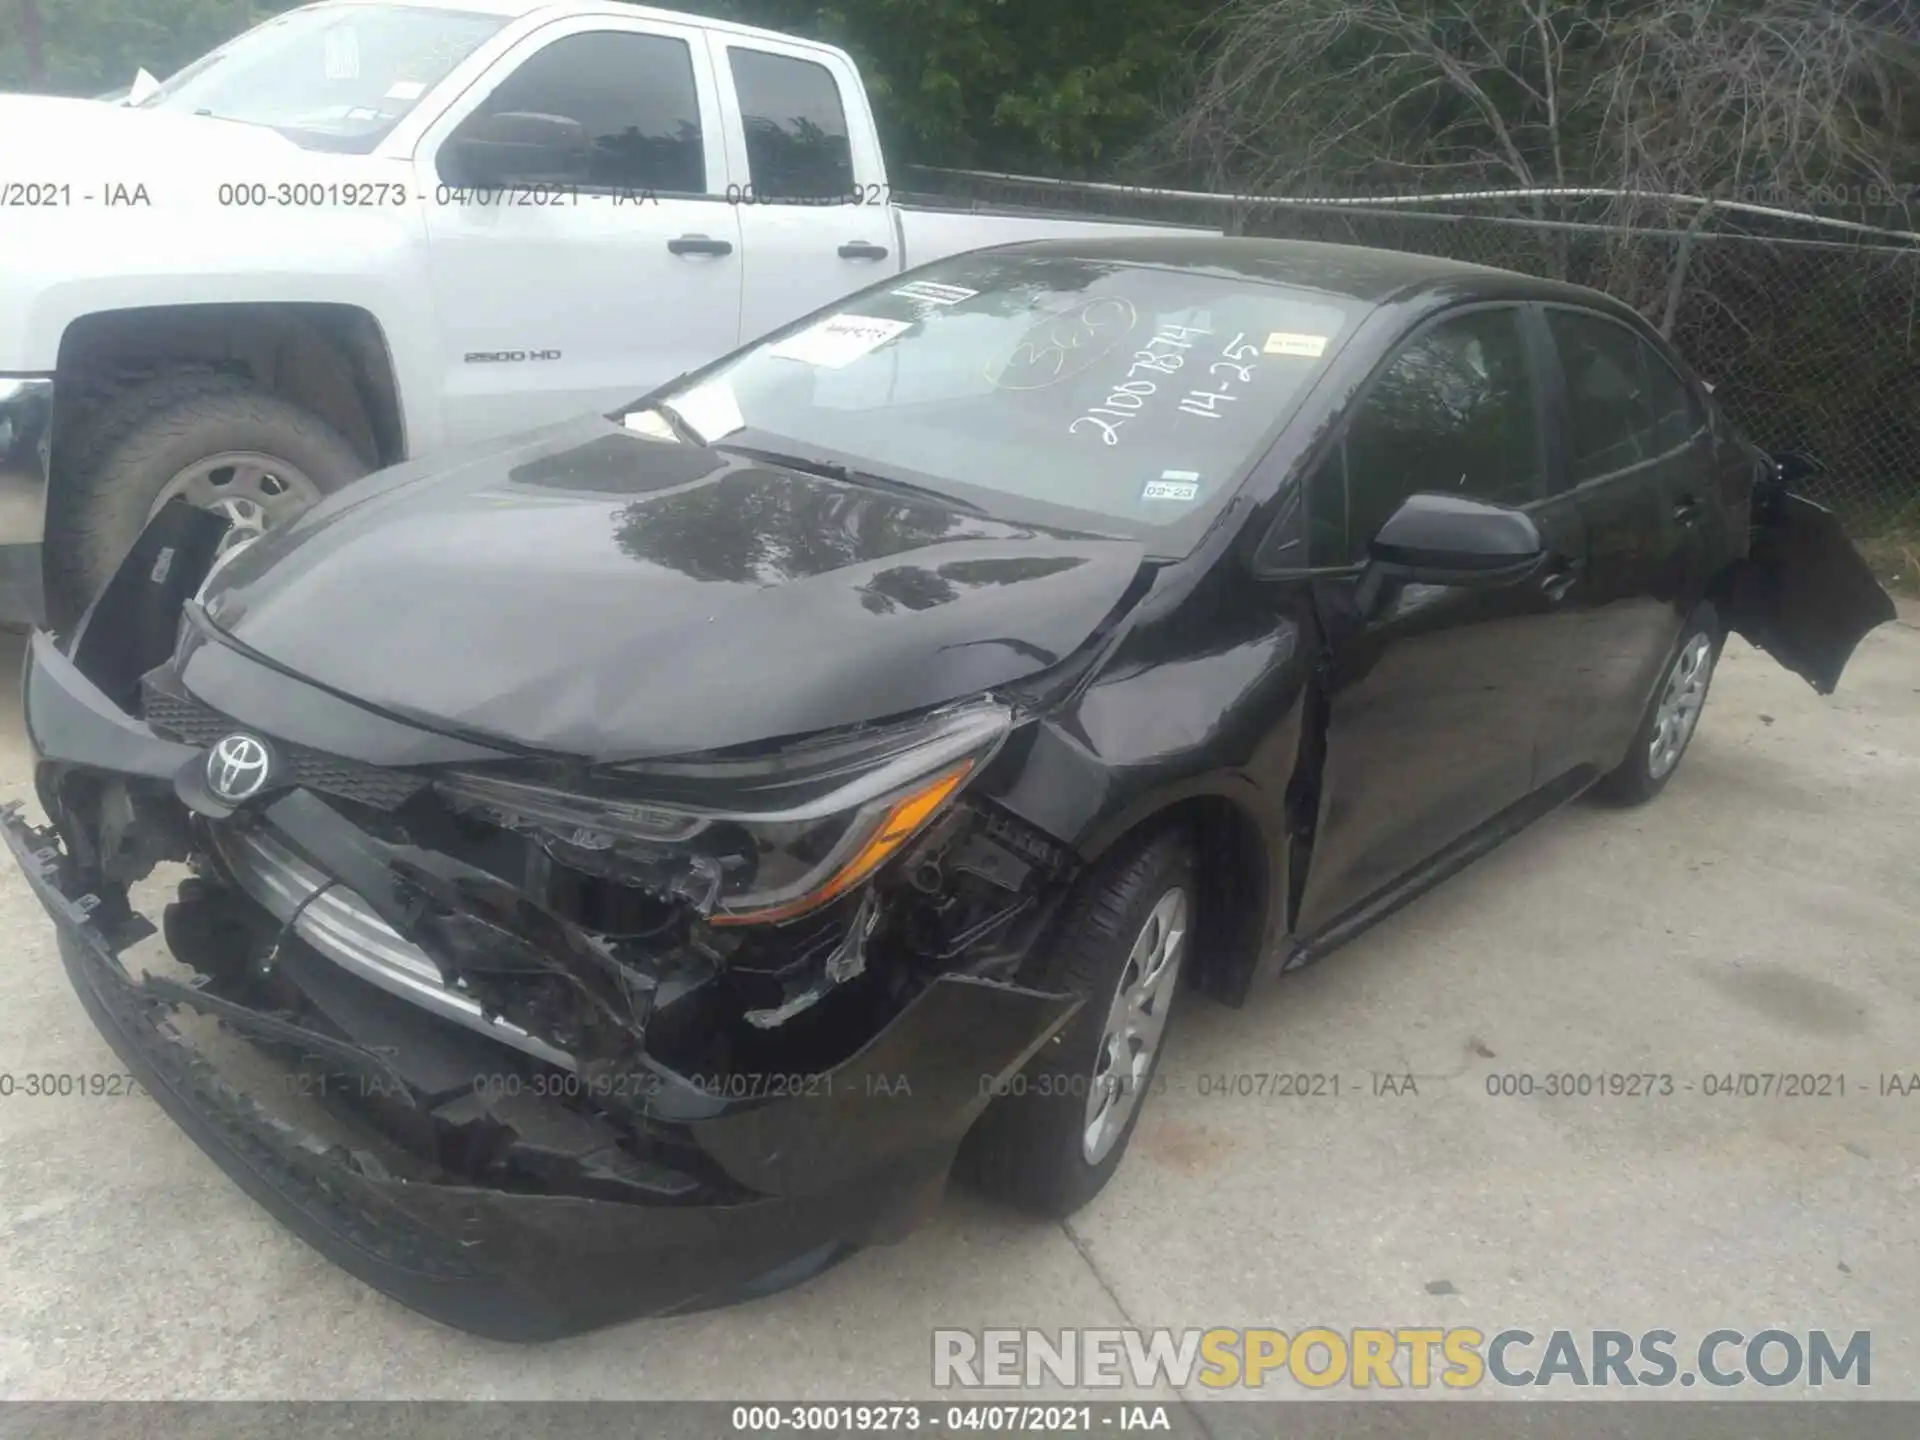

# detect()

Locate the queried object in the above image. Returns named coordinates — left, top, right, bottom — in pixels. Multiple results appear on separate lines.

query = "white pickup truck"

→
left=0, top=0, right=1212, bottom=627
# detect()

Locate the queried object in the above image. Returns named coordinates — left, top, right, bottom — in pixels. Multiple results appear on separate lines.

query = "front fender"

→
left=979, top=614, right=1311, bottom=1006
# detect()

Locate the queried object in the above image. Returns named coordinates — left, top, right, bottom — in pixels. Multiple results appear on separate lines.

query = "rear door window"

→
left=1547, top=310, right=1660, bottom=481
left=1641, top=342, right=1707, bottom=455
left=729, top=48, right=855, bottom=201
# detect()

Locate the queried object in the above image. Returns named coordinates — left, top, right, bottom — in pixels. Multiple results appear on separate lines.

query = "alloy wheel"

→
left=1648, top=632, right=1715, bottom=780
left=1082, top=886, right=1188, bottom=1165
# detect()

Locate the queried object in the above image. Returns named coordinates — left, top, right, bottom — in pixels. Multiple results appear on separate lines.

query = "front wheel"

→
left=45, top=373, right=367, bottom=628
left=959, top=829, right=1195, bottom=1217
left=1594, top=602, right=1722, bottom=805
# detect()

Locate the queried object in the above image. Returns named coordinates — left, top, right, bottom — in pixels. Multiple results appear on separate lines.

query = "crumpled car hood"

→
left=202, top=417, right=1147, bottom=760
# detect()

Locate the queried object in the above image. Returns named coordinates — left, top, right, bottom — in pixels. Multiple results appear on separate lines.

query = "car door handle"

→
left=838, top=240, right=889, bottom=261
left=667, top=234, right=733, bottom=257
left=1674, top=494, right=1704, bottom=525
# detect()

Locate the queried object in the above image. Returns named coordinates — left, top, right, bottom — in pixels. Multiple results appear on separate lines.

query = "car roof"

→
left=994, top=235, right=1637, bottom=316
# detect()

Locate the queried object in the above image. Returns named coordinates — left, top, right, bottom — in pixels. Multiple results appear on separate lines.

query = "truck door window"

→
left=456, top=31, right=707, bottom=194
left=729, top=49, right=855, bottom=201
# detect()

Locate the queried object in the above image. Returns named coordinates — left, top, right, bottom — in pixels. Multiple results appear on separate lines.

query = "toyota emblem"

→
left=206, top=734, right=273, bottom=802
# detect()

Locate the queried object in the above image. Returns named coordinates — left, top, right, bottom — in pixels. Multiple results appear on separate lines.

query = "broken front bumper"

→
left=6, top=633, right=1079, bottom=1341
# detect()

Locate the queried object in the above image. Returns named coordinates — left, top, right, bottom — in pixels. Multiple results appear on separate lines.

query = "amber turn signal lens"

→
left=710, top=762, right=973, bottom=927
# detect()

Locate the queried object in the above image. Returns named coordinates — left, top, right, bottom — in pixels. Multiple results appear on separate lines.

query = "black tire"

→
left=45, top=373, right=367, bottom=629
left=959, top=828, right=1196, bottom=1217
left=1593, top=600, right=1723, bottom=806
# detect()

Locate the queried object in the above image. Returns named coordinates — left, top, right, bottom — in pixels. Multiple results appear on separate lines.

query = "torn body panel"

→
left=1722, top=480, right=1898, bottom=696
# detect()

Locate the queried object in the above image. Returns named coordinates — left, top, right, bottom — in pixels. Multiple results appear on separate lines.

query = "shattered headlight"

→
left=435, top=700, right=1012, bottom=926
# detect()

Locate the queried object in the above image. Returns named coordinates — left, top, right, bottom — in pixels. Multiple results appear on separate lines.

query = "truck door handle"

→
left=838, top=241, right=889, bottom=260
left=668, top=234, right=733, bottom=257
left=1538, top=556, right=1585, bottom=603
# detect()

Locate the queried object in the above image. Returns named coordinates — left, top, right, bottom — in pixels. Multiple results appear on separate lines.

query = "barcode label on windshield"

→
left=893, top=281, right=978, bottom=307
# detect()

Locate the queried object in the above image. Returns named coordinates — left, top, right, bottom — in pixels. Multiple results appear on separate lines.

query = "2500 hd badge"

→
left=465, top=349, right=562, bottom=364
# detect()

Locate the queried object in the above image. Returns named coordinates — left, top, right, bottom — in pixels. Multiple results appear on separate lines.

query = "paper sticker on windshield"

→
left=385, top=80, right=427, bottom=101
left=666, top=381, right=744, bottom=443
left=892, top=281, right=978, bottom=307
left=1264, top=332, right=1329, bottom=358
left=1142, top=471, right=1201, bottom=502
left=767, top=315, right=914, bottom=370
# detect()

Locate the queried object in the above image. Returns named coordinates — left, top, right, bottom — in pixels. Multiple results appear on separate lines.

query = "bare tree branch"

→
left=1171, top=0, right=1919, bottom=229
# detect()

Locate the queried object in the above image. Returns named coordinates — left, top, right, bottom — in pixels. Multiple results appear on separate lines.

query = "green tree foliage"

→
left=705, top=0, right=1218, bottom=171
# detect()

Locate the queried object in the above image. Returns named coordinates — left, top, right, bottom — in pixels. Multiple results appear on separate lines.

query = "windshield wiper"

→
left=717, top=444, right=986, bottom=516
left=188, top=108, right=272, bottom=131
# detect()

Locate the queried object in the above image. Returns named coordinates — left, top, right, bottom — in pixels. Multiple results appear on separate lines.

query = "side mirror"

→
left=1367, top=492, right=1543, bottom=586
left=443, top=110, right=591, bottom=188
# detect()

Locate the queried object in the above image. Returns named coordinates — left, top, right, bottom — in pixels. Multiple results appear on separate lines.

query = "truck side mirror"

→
left=443, top=110, right=592, bottom=188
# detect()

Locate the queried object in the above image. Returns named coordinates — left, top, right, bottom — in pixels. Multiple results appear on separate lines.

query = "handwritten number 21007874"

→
left=1069, top=330, right=1262, bottom=446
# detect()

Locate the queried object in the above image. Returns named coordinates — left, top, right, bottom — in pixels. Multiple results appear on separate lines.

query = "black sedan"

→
left=4, top=238, right=1893, bottom=1340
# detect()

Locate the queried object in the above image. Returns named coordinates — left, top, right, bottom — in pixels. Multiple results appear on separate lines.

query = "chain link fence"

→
left=911, top=169, right=1920, bottom=539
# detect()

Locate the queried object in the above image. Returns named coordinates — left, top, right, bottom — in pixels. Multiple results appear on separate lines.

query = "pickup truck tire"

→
left=958, top=828, right=1194, bottom=1217
left=46, top=373, right=367, bottom=629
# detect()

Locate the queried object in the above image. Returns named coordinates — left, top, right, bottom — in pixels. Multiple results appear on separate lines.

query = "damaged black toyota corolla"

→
left=4, top=238, right=1895, bottom=1340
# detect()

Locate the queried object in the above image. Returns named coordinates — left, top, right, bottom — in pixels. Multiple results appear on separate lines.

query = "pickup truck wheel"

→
left=959, top=829, right=1194, bottom=1218
left=1594, top=602, right=1723, bottom=806
left=46, top=373, right=367, bottom=629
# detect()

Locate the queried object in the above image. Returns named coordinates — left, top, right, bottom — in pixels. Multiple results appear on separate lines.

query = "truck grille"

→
left=140, top=680, right=428, bottom=811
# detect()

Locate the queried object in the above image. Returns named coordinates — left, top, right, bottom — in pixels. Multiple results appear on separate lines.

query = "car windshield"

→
left=649, top=252, right=1368, bottom=543
left=135, top=4, right=507, bottom=153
